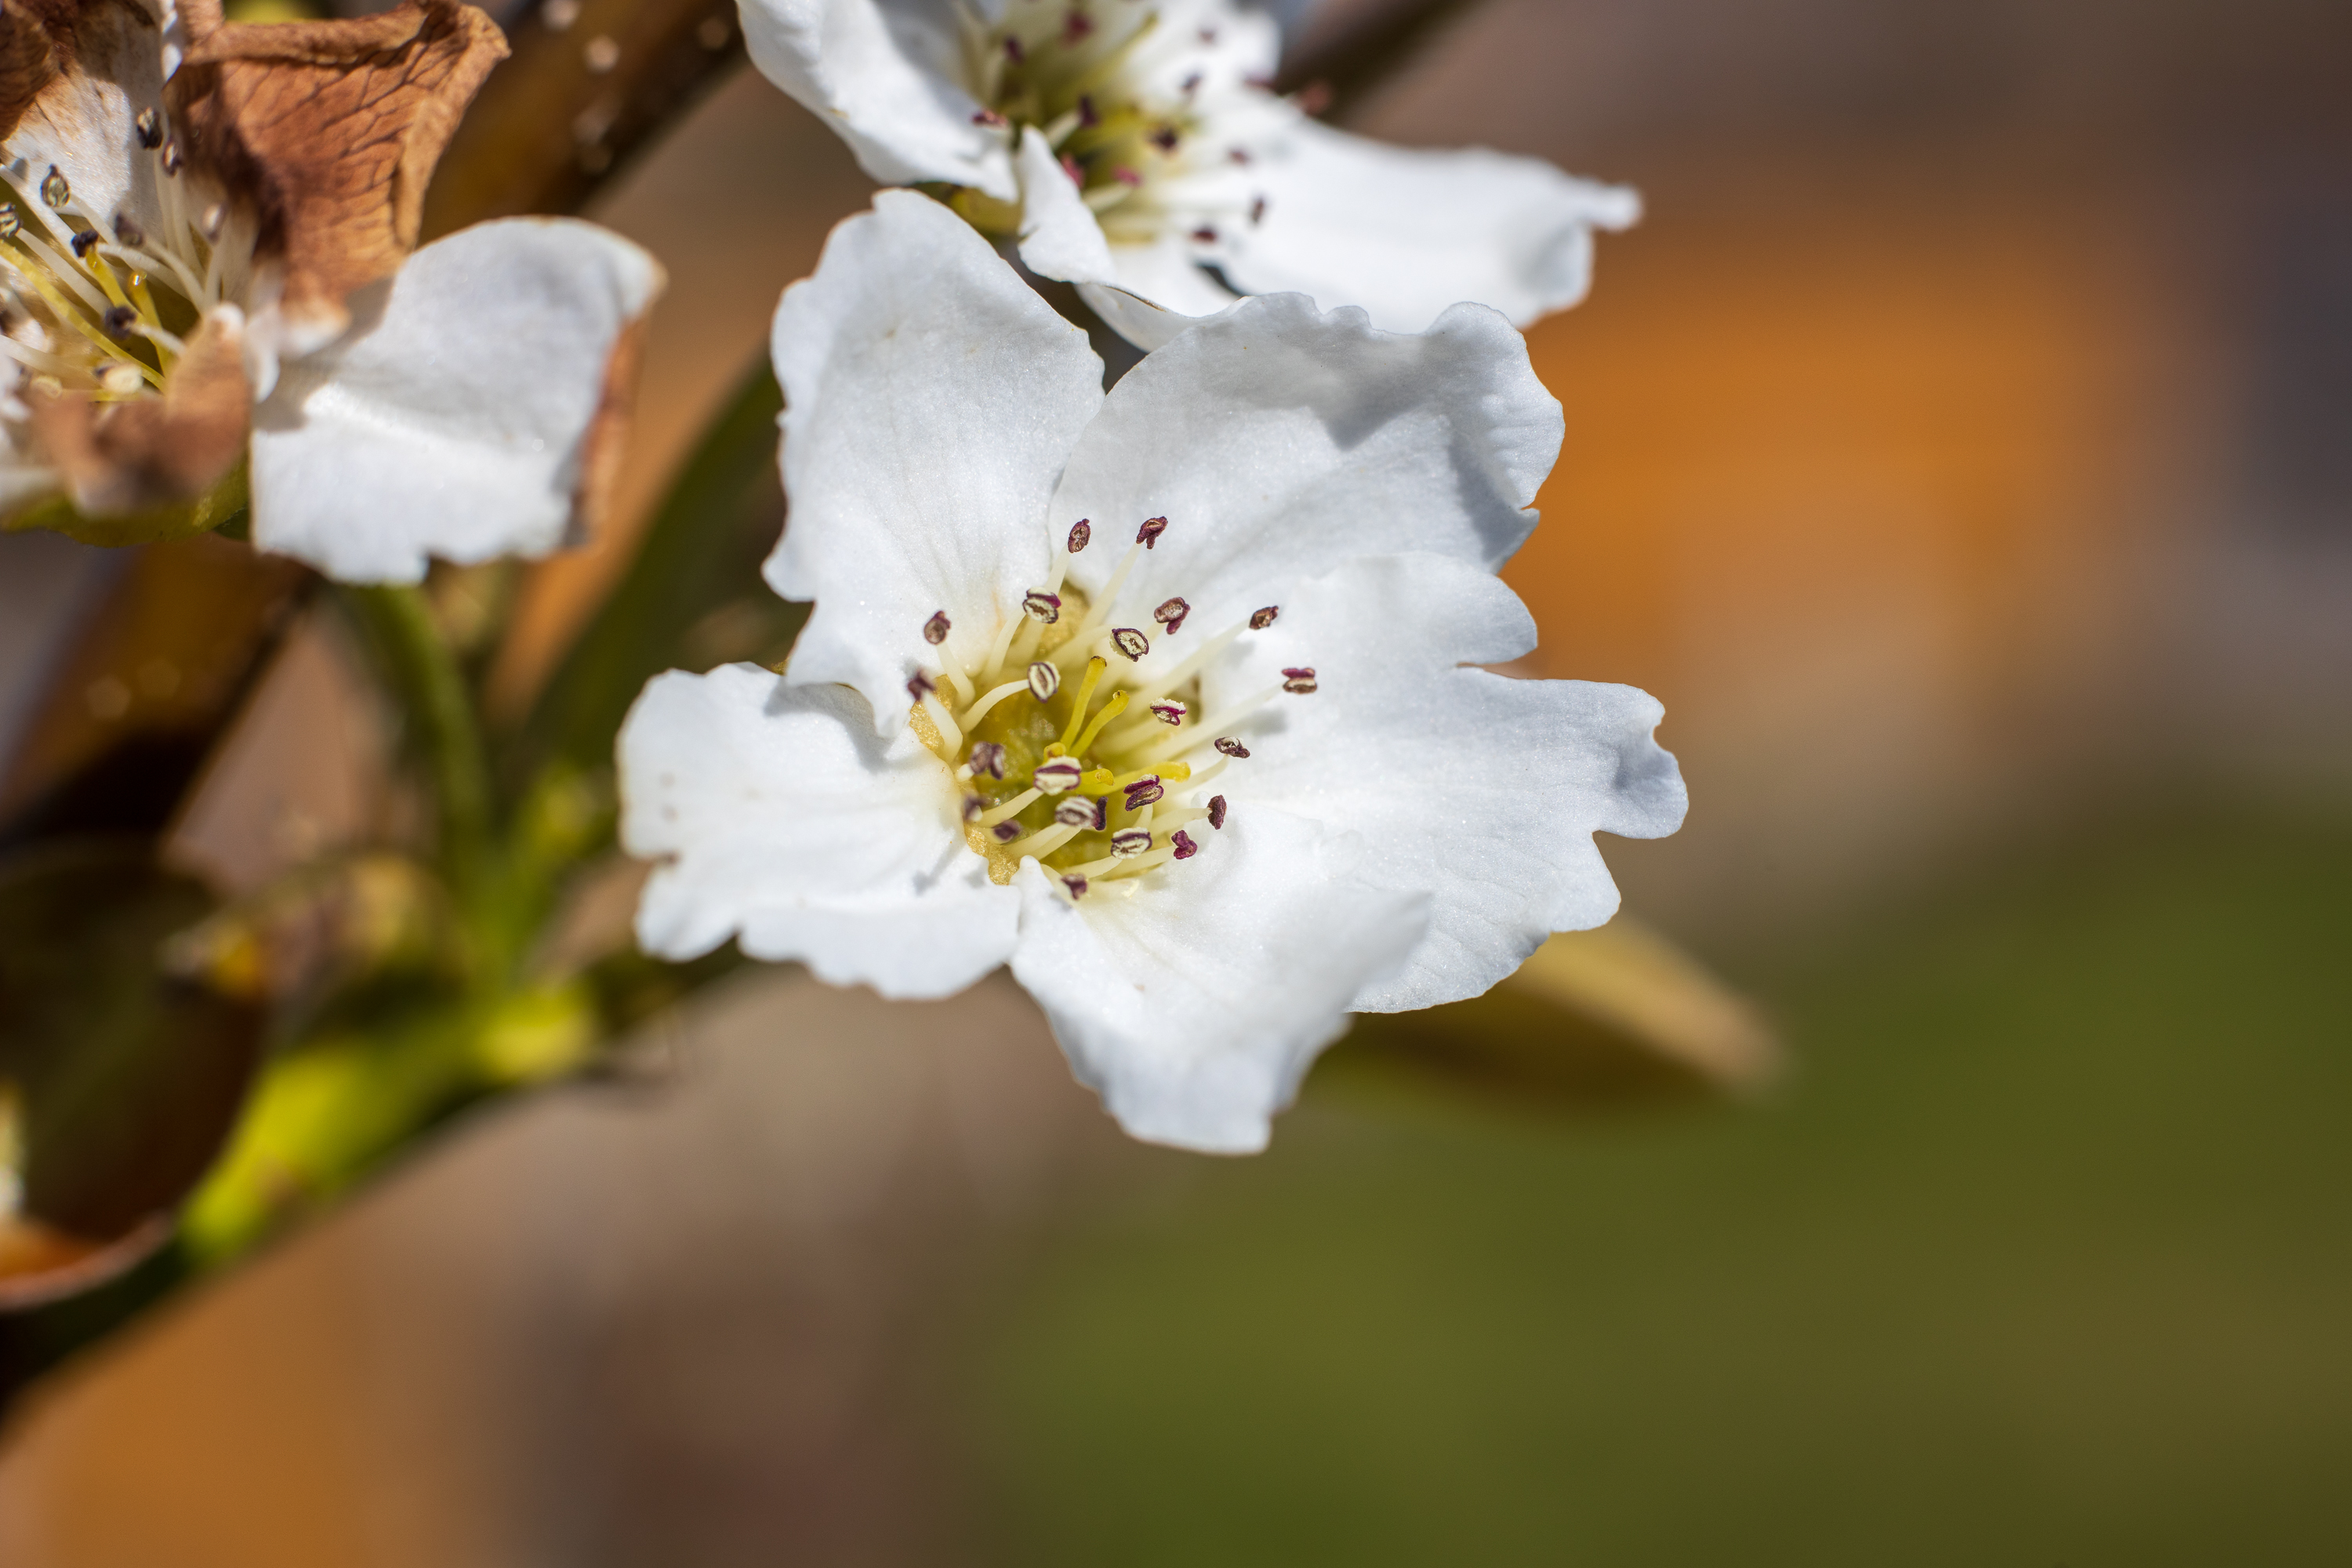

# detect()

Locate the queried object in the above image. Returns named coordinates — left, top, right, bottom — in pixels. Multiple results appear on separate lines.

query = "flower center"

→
left=906, top=514, right=1308, bottom=903
left=0, top=115, right=255, bottom=408
left=959, top=0, right=1258, bottom=250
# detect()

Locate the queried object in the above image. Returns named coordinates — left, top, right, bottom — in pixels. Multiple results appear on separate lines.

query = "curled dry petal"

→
left=167, top=0, right=509, bottom=356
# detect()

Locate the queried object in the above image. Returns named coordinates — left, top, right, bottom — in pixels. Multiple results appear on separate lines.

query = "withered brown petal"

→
left=167, top=0, right=508, bottom=347
left=28, top=310, right=252, bottom=515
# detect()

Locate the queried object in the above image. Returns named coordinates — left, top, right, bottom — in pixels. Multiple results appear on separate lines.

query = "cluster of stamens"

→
left=957, top=0, right=1267, bottom=253
left=906, top=513, right=1309, bottom=903
left=0, top=109, right=252, bottom=414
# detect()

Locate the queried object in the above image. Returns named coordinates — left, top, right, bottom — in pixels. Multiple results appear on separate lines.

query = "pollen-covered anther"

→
left=907, top=671, right=937, bottom=701
left=102, top=305, right=137, bottom=338
left=1122, top=777, right=1164, bottom=811
left=1110, top=627, right=1149, bottom=661
left=135, top=107, right=165, bottom=149
left=1062, top=874, right=1088, bottom=899
left=1136, top=516, right=1167, bottom=549
left=1281, top=666, right=1318, bottom=695
left=1111, top=829, right=1153, bottom=858
left=70, top=230, right=99, bottom=258
left=1054, top=797, right=1104, bottom=829
left=1027, top=660, right=1060, bottom=701
left=1250, top=605, right=1279, bottom=630
left=1067, top=518, right=1091, bottom=553
left=923, top=610, right=951, bottom=644
left=1171, top=830, right=1200, bottom=860
left=1153, top=597, right=1189, bottom=633
left=1023, top=589, right=1062, bottom=622
left=1207, top=795, right=1227, bottom=829
left=1033, top=757, right=1085, bottom=794
left=992, top=819, right=1025, bottom=843
left=967, top=742, right=1007, bottom=779
left=1213, top=737, right=1249, bottom=758
left=1149, top=699, right=1185, bottom=726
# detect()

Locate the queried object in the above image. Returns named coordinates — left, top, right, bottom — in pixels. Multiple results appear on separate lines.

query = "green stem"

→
left=340, top=584, right=494, bottom=895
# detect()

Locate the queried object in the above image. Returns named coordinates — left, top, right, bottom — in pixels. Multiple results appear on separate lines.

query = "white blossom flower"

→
left=0, top=0, right=662, bottom=582
left=735, top=0, right=1638, bottom=348
left=619, top=191, right=1684, bottom=1152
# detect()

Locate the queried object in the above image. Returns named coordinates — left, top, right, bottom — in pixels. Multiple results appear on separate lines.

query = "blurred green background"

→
left=972, top=804, right=2352, bottom=1565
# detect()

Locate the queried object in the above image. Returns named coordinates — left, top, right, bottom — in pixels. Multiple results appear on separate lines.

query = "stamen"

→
left=1110, top=763, right=1187, bottom=789
left=102, top=304, right=136, bottom=337
left=1138, top=684, right=1282, bottom=764
left=1137, top=515, right=1168, bottom=549
left=1057, top=656, right=1109, bottom=750
left=1069, top=689, right=1130, bottom=755
left=1054, top=796, right=1105, bottom=829
left=1032, top=757, right=1085, bottom=793
left=967, top=742, right=1007, bottom=779
left=1122, top=777, right=1163, bottom=811
left=1208, top=795, right=1227, bottom=829
left=1281, top=667, right=1319, bottom=695
left=964, top=795, right=985, bottom=822
left=1027, top=660, right=1059, bottom=701
left=1110, top=829, right=1153, bottom=858
left=992, top=820, right=1026, bottom=843
left=1109, top=626, right=1149, bottom=662
left=924, top=610, right=951, bottom=644
left=70, top=230, right=100, bottom=258
left=1067, top=518, right=1091, bottom=553
left=1062, top=874, right=1088, bottom=900
left=1072, top=533, right=1148, bottom=639
left=1022, top=589, right=1062, bottom=622
left=978, top=788, right=1040, bottom=828
left=39, top=166, right=67, bottom=209
left=1250, top=605, right=1279, bottom=629
left=1171, top=830, right=1200, bottom=860
left=1214, top=737, right=1249, bottom=757
left=1023, top=822, right=1083, bottom=858
left=960, top=677, right=1031, bottom=728
left=1153, top=596, right=1189, bottom=633
left=1149, top=699, right=1185, bottom=725
left=135, top=108, right=165, bottom=150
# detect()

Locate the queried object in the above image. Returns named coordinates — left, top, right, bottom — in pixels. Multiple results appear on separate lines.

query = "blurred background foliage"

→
left=0, top=0, right=2347, bottom=1559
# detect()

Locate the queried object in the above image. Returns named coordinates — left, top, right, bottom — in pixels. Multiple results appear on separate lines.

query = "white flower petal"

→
left=249, top=218, right=663, bottom=585
left=1212, top=553, right=1686, bottom=1013
left=1050, top=293, right=1561, bottom=636
left=1013, top=125, right=1114, bottom=284
left=768, top=190, right=1102, bottom=733
left=1009, top=807, right=1428, bottom=1152
left=1216, top=113, right=1641, bottom=333
left=622, top=664, right=1019, bottom=998
left=737, top=0, right=1017, bottom=198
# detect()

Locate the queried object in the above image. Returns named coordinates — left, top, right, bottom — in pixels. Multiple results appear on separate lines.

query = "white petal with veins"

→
left=1214, top=552, right=1687, bottom=1011
left=249, top=218, right=663, bottom=584
left=768, top=190, right=1102, bottom=733
left=1050, top=293, right=1563, bottom=635
left=1009, top=808, right=1428, bottom=1152
left=623, top=665, right=1021, bottom=998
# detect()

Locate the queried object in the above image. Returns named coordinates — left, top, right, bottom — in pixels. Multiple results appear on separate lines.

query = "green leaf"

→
left=0, top=840, right=263, bottom=1305
left=1341, top=919, right=1778, bottom=1108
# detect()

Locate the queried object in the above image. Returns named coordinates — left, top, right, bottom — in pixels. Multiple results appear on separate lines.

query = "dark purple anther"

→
left=1111, top=627, right=1149, bottom=661
left=1067, top=517, right=1091, bottom=553
left=1003, top=34, right=1023, bottom=61
left=964, top=795, right=985, bottom=822
left=1250, top=196, right=1267, bottom=225
left=1191, top=226, right=1218, bottom=244
left=1062, top=8, right=1093, bottom=42
left=71, top=230, right=99, bottom=257
left=1249, top=605, right=1279, bottom=630
left=1062, top=874, right=1089, bottom=899
left=907, top=671, right=936, bottom=701
left=1055, top=796, right=1104, bottom=829
left=924, top=610, right=951, bottom=644
left=1281, top=667, right=1318, bottom=695
left=993, top=819, right=1025, bottom=843
left=1171, top=830, right=1199, bottom=860
left=1123, top=778, right=1164, bottom=811
left=1023, top=589, right=1062, bottom=623
left=1153, top=596, right=1189, bottom=632
left=1111, top=829, right=1153, bottom=858
left=1207, top=795, right=1227, bottom=829
left=1136, top=515, right=1167, bottom=549
left=968, top=742, right=1007, bottom=779
left=1077, top=95, right=1099, bottom=128
left=1149, top=125, right=1178, bottom=152
left=971, top=108, right=1007, bottom=126
left=1149, top=700, right=1185, bottom=726
left=1213, top=737, right=1249, bottom=758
